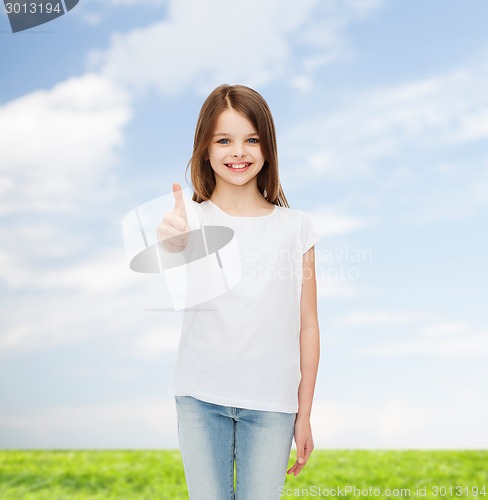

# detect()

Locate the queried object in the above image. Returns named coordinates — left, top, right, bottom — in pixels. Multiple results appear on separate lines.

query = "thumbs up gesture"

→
left=157, top=183, right=190, bottom=252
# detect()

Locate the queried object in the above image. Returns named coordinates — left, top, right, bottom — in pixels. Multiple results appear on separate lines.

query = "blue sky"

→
left=1, top=0, right=487, bottom=450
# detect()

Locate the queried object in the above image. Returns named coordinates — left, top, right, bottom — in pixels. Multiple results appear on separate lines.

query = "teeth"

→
left=227, top=163, right=250, bottom=169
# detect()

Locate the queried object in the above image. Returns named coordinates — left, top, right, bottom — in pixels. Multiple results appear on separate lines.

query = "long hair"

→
left=184, top=84, right=289, bottom=207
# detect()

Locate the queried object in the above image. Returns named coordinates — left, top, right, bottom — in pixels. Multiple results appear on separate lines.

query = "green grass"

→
left=0, top=450, right=486, bottom=499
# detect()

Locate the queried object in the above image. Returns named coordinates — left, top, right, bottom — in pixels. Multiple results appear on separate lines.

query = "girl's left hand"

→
left=287, top=414, right=314, bottom=476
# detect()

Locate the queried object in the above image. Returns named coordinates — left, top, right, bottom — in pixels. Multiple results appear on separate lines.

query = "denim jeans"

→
left=175, top=395, right=297, bottom=500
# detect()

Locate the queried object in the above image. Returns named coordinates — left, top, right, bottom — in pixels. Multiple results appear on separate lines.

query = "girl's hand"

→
left=157, top=182, right=190, bottom=252
left=287, top=414, right=314, bottom=477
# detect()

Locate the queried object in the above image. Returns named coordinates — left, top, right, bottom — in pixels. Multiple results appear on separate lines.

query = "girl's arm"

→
left=288, top=245, right=320, bottom=476
left=297, top=245, right=320, bottom=418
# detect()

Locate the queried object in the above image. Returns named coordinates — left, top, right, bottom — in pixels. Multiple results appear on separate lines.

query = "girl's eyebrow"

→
left=213, top=132, right=259, bottom=137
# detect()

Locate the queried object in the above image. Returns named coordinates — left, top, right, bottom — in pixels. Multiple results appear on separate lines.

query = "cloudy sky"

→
left=1, top=0, right=487, bottom=450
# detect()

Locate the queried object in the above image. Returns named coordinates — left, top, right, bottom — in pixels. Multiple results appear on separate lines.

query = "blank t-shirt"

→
left=167, top=199, right=320, bottom=413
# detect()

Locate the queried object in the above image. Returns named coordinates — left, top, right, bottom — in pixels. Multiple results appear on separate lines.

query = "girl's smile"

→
left=225, top=162, right=252, bottom=172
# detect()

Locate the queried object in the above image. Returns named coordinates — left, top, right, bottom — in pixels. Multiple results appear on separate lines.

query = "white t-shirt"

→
left=167, top=199, right=320, bottom=413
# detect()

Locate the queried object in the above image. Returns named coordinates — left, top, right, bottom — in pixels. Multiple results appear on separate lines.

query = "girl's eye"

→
left=216, top=138, right=259, bottom=145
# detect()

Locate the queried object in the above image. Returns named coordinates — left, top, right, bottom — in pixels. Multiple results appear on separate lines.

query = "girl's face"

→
left=207, top=108, right=265, bottom=188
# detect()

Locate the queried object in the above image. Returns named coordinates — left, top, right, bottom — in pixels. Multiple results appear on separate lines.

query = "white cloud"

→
left=345, top=0, right=385, bottom=18
left=88, top=0, right=315, bottom=96
left=0, top=72, right=142, bottom=356
left=311, top=205, right=372, bottom=237
left=357, top=331, right=488, bottom=357
left=75, top=0, right=167, bottom=26
left=0, top=275, right=180, bottom=354
left=0, top=398, right=179, bottom=449
left=285, top=70, right=486, bottom=179
left=328, top=314, right=485, bottom=357
left=282, top=60, right=488, bottom=221
left=420, top=322, right=469, bottom=337
left=2, top=393, right=487, bottom=449
left=87, top=0, right=386, bottom=97
left=0, top=239, right=128, bottom=291
left=34, top=248, right=132, bottom=294
left=314, top=237, right=375, bottom=299
left=336, top=309, right=430, bottom=327
left=291, top=76, right=314, bottom=94
left=292, top=0, right=386, bottom=67
left=311, top=393, right=488, bottom=448
left=133, top=328, right=180, bottom=358
left=316, top=275, right=368, bottom=299
left=0, top=73, right=131, bottom=215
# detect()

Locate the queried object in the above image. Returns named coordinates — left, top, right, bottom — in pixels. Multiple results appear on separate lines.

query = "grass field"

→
left=0, top=450, right=486, bottom=499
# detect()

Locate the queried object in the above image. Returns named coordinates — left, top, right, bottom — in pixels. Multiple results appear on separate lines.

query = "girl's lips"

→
left=225, top=163, right=252, bottom=172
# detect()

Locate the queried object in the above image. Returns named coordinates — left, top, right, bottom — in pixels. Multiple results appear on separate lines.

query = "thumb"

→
left=172, top=182, right=187, bottom=222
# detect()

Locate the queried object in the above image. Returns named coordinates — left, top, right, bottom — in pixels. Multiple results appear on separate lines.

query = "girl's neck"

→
left=209, top=186, right=273, bottom=214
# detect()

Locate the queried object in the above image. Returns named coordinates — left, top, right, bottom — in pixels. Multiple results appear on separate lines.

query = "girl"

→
left=158, top=84, right=320, bottom=499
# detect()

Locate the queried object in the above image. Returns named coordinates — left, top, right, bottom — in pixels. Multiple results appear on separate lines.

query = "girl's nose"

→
left=232, top=143, right=247, bottom=158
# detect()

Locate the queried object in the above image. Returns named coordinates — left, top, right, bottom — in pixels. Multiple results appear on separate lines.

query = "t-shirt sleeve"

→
left=301, top=212, right=320, bottom=255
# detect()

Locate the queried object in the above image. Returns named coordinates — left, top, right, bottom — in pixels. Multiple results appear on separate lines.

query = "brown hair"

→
left=184, top=84, right=289, bottom=207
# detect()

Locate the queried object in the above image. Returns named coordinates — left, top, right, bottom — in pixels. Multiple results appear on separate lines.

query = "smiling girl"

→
left=158, top=84, right=320, bottom=500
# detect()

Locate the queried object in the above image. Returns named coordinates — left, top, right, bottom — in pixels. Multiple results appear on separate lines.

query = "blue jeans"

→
left=175, top=395, right=296, bottom=500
